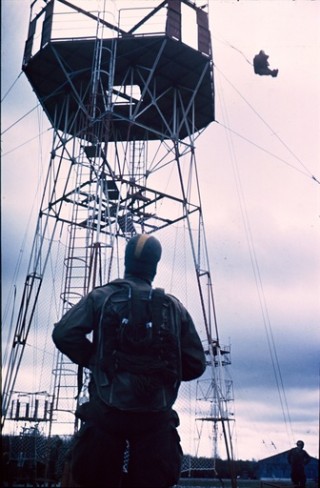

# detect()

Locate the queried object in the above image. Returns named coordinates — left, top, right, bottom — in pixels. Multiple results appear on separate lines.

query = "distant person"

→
left=287, top=440, right=311, bottom=488
left=253, top=50, right=278, bottom=77
left=52, top=234, right=206, bottom=487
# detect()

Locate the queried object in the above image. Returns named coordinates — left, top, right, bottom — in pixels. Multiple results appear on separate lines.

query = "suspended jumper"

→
left=253, top=50, right=278, bottom=77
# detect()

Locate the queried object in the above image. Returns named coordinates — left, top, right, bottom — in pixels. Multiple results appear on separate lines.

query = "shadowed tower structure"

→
left=2, top=1, right=236, bottom=484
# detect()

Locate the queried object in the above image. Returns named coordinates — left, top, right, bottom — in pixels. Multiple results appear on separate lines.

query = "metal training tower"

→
left=2, top=0, right=236, bottom=483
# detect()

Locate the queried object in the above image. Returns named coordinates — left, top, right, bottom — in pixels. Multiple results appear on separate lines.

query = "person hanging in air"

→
left=253, top=50, right=278, bottom=77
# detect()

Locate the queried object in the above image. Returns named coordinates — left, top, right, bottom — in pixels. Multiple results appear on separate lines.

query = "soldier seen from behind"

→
left=52, top=234, right=206, bottom=487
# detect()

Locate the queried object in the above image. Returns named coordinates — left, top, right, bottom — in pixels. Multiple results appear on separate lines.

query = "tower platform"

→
left=22, top=1, right=214, bottom=141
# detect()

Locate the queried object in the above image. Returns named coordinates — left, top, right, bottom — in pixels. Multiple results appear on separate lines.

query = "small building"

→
left=258, top=450, right=319, bottom=482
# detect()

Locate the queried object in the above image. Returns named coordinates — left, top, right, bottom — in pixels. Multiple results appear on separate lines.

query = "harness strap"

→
left=128, top=283, right=147, bottom=327
left=151, top=287, right=166, bottom=332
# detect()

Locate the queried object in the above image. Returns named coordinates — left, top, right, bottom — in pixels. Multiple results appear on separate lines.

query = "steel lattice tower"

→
left=2, top=1, right=236, bottom=484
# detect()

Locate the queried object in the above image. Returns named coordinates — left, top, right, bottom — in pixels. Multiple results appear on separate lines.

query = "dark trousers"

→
left=70, top=402, right=183, bottom=487
left=291, top=466, right=307, bottom=488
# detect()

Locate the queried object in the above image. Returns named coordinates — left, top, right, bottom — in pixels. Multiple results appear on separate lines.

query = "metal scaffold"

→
left=2, top=1, right=236, bottom=485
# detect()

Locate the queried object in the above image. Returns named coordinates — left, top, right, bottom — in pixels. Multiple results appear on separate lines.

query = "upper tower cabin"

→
left=22, top=0, right=214, bottom=142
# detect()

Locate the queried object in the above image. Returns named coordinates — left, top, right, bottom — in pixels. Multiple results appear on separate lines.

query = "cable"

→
left=216, top=120, right=319, bottom=183
left=215, top=65, right=320, bottom=184
left=212, top=34, right=253, bottom=66
left=1, top=72, right=23, bottom=103
left=1, top=104, right=41, bottom=136
left=218, top=75, right=295, bottom=445
left=1, top=128, right=51, bottom=158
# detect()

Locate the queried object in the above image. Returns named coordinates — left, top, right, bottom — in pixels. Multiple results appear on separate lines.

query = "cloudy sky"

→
left=2, top=0, right=319, bottom=462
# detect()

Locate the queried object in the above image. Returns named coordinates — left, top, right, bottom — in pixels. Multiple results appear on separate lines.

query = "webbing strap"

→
left=151, top=287, right=165, bottom=332
left=128, top=284, right=145, bottom=327
left=98, top=279, right=166, bottom=344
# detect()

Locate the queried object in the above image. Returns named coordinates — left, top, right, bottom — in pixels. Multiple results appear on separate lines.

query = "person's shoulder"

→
left=165, top=293, right=186, bottom=312
left=165, top=292, right=179, bottom=303
left=90, top=281, right=126, bottom=299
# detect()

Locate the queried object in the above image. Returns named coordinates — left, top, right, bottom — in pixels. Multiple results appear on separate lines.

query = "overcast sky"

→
left=1, top=0, right=319, bottom=462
